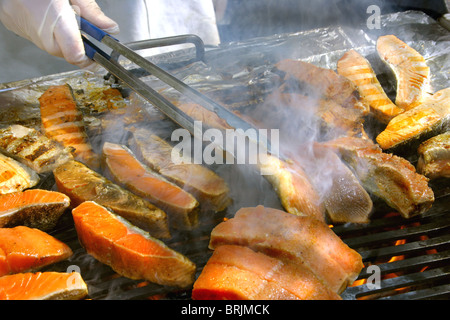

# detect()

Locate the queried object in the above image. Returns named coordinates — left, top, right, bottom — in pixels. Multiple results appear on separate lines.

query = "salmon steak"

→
left=0, top=189, right=70, bottom=230
left=72, top=201, right=196, bottom=288
left=209, top=206, right=363, bottom=294
left=0, top=152, right=39, bottom=194
left=0, top=272, right=88, bottom=300
left=102, top=142, right=199, bottom=229
left=0, top=124, right=73, bottom=173
left=130, top=127, right=231, bottom=212
left=417, top=132, right=450, bottom=179
left=322, top=136, right=434, bottom=218
left=376, top=88, right=450, bottom=150
left=192, top=245, right=341, bottom=300
left=310, top=145, right=373, bottom=224
left=337, top=49, right=403, bottom=123
left=273, top=59, right=369, bottom=112
left=39, top=84, right=100, bottom=169
left=0, top=226, right=72, bottom=276
left=258, top=154, right=326, bottom=222
left=53, top=160, right=170, bottom=239
left=376, top=35, right=430, bottom=110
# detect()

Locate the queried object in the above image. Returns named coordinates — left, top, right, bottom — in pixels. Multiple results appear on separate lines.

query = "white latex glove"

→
left=0, top=0, right=119, bottom=70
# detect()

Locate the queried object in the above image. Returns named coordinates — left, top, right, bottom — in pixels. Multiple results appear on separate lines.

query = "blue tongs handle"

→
left=79, top=16, right=118, bottom=60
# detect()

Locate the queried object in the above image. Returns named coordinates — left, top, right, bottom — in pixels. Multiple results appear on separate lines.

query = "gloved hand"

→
left=0, top=0, right=119, bottom=70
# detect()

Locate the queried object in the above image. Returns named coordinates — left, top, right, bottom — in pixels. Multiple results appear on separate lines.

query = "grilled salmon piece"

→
left=273, top=59, right=368, bottom=113
left=376, top=88, right=450, bottom=150
left=72, top=201, right=196, bottom=288
left=417, top=132, right=450, bottom=179
left=192, top=261, right=299, bottom=300
left=39, top=84, right=100, bottom=170
left=337, top=49, right=403, bottom=123
left=53, top=160, right=170, bottom=239
left=209, top=206, right=363, bottom=294
left=311, top=145, right=373, bottom=224
left=0, top=272, right=87, bottom=300
left=322, top=136, right=434, bottom=218
left=102, top=142, right=199, bottom=229
left=130, top=127, right=231, bottom=212
left=377, top=35, right=430, bottom=110
left=0, top=226, right=72, bottom=276
left=0, top=124, right=73, bottom=173
left=0, top=189, right=70, bottom=230
left=258, top=154, right=326, bottom=222
left=192, top=245, right=341, bottom=300
left=0, top=153, right=39, bottom=194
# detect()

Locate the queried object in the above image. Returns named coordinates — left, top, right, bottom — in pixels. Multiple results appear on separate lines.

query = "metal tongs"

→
left=79, top=17, right=276, bottom=161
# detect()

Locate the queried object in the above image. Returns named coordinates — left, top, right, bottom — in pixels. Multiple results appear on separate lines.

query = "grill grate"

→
left=45, top=192, right=449, bottom=300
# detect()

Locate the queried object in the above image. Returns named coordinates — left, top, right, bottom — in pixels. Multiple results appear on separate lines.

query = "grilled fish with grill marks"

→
left=337, top=49, right=403, bottom=123
left=377, top=35, right=430, bottom=110
left=0, top=153, right=39, bottom=194
left=0, top=125, right=73, bottom=173
left=39, top=84, right=100, bottom=170
left=376, top=88, right=450, bottom=151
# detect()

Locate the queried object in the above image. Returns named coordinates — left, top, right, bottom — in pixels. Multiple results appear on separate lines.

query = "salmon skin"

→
left=377, top=35, right=430, bottom=110
left=376, top=88, right=450, bottom=151
left=53, top=160, right=170, bottom=239
left=209, top=206, right=363, bottom=294
left=72, top=201, right=196, bottom=288
left=0, top=189, right=70, bottom=230
left=337, top=49, right=403, bottom=123
left=417, top=132, right=450, bottom=180
left=192, top=245, right=341, bottom=300
left=0, top=152, right=39, bottom=194
left=39, top=84, right=100, bottom=170
left=258, top=154, right=326, bottom=222
left=322, top=137, right=434, bottom=218
left=311, top=145, right=373, bottom=224
left=130, top=126, right=231, bottom=212
left=0, top=226, right=72, bottom=276
left=0, top=124, right=73, bottom=173
left=0, top=272, right=88, bottom=300
left=102, top=142, right=199, bottom=230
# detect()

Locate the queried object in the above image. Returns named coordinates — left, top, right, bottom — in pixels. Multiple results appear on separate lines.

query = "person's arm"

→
left=0, top=0, right=119, bottom=69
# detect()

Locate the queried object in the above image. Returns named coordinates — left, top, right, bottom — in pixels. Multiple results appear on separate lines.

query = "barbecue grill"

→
left=0, top=9, right=449, bottom=301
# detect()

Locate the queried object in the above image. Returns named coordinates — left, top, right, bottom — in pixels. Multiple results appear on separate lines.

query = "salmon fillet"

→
left=273, top=59, right=368, bottom=112
left=192, top=245, right=341, bottom=300
left=72, top=201, right=196, bottom=288
left=322, top=137, right=434, bottom=218
left=0, top=272, right=87, bottom=300
left=311, top=145, right=373, bottom=224
left=0, top=226, right=72, bottom=276
left=0, top=153, right=39, bottom=194
left=0, top=124, right=73, bottom=173
left=377, top=35, right=430, bottom=110
left=39, top=84, right=100, bottom=169
left=130, top=127, right=231, bottom=212
left=417, top=132, right=450, bottom=179
left=376, top=88, right=450, bottom=150
left=0, top=189, right=70, bottom=230
left=209, top=206, right=363, bottom=294
left=53, top=160, right=170, bottom=239
left=258, top=154, right=326, bottom=222
left=102, top=142, right=199, bottom=229
left=337, top=49, right=403, bottom=123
